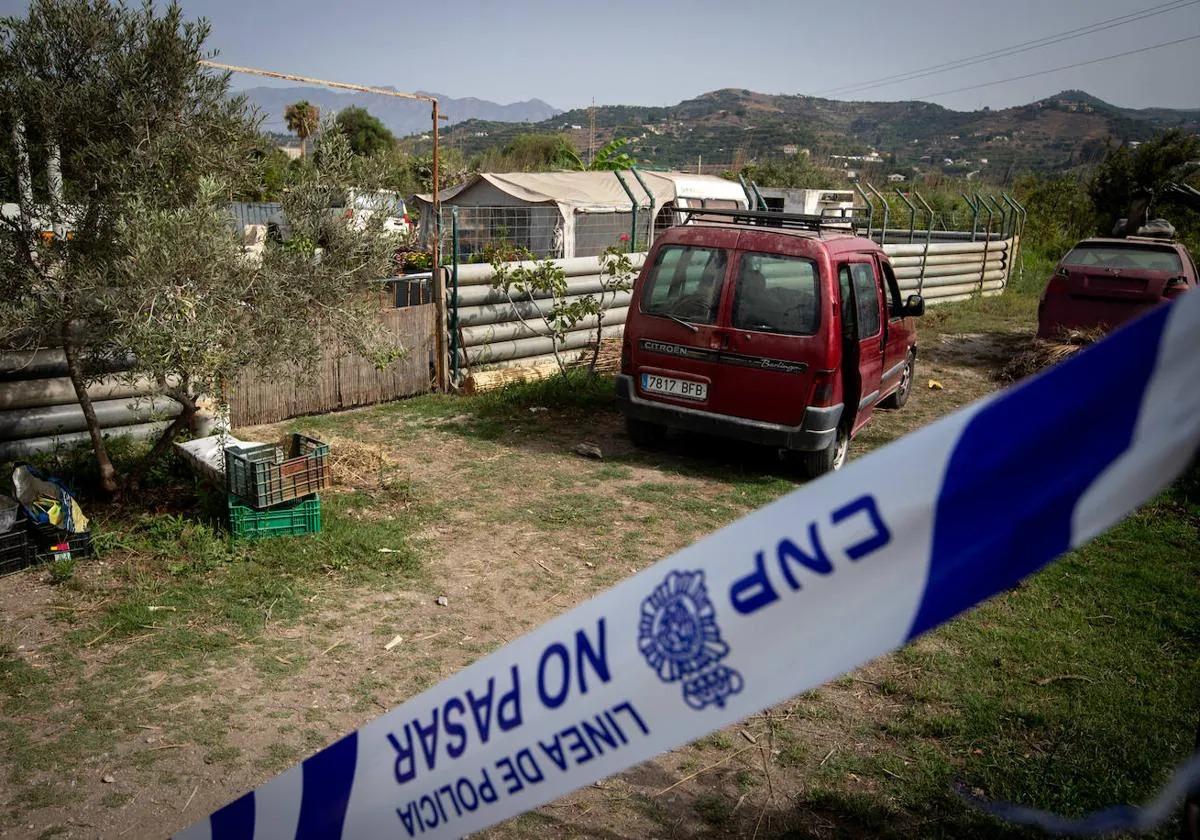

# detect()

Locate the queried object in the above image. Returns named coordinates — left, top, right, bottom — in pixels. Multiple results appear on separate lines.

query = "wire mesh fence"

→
left=431, top=205, right=654, bottom=263
left=421, top=197, right=1020, bottom=266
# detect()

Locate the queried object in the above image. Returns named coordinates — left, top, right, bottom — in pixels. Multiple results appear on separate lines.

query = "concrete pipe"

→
left=0, top=348, right=136, bottom=382
left=455, top=274, right=611, bottom=308
left=883, top=239, right=1010, bottom=259
left=456, top=290, right=634, bottom=329
left=454, top=253, right=646, bottom=287
left=469, top=347, right=597, bottom=372
left=897, top=269, right=1007, bottom=291
left=928, top=287, right=1006, bottom=306
left=0, top=420, right=172, bottom=462
left=463, top=324, right=625, bottom=367
left=461, top=307, right=630, bottom=349
left=893, top=259, right=1006, bottom=281
left=917, top=280, right=1006, bottom=301
left=0, top=395, right=181, bottom=440
left=889, top=252, right=1011, bottom=269
left=0, top=375, right=163, bottom=411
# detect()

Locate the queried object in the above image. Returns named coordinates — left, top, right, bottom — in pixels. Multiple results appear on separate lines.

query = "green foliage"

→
left=488, top=243, right=633, bottom=378
left=1089, top=129, right=1200, bottom=242
left=334, top=106, right=395, bottom=157
left=477, top=133, right=582, bottom=171
left=730, top=156, right=830, bottom=189
left=587, top=137, right=636, bottom=171
left=1013, top=174, right=1094, bottom=257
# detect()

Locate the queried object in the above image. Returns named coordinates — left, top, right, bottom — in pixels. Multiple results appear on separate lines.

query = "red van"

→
left=1037, top=237, right=1196, bottom=339
left=616, top=211, right=924, bottom=478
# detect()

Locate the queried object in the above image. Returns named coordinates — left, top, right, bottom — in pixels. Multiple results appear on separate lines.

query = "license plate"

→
left=641, top=373, right=707, bottom=401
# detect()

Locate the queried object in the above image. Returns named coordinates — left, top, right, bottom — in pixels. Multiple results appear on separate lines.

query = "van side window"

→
left=732, top=253, right=820, bottom=335
left=641, top=245, right=727, bottom=325
left=838, top=265, right=855, bottom=338
left=881, top=261, right=903, bottom=317
left=850, top=263, right=881, bottom=339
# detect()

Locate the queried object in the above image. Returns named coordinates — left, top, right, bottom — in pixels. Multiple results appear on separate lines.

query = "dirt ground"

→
left=1, top=330, right=1033, bottom=839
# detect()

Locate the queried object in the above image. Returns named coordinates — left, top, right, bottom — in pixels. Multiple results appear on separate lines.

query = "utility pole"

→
left=588, top=98, right=596, bottom=167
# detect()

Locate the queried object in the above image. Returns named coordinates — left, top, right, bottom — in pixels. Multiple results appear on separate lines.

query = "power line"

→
left=912, top=32, right=1200, bottom=99
left=816, top=0, right=1200, bottom=97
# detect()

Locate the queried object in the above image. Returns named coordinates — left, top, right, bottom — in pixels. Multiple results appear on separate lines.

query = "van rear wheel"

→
left=626, top=417, right=667, bottom=449
left=799, top=423, right=849, bottom=480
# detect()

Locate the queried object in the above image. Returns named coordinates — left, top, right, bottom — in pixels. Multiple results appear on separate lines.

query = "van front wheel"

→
left=626, top=417, right=667, bottom=449
left=799, top=423, right=849, bottom=480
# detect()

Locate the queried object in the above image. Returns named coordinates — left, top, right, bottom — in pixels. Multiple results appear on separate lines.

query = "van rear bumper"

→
left=615, top=375, right=841, bottom=451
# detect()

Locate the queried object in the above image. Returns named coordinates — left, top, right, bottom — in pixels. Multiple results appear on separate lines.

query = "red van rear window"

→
left=641, top=245, right=728, bottom=325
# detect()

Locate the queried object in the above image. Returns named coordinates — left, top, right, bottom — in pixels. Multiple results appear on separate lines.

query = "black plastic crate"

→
left=0, top=514, right=34, bottom=577
left=225, top=434, right=332, bottom=509
left=29, top=521, right=94, bottom=563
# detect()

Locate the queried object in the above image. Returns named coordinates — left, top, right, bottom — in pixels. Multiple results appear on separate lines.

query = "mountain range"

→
left=426, top=88, right=1200, bottom=175
left=244, top=84, right=1200, bottom=175
left=240, top=85, right=560, bottom=137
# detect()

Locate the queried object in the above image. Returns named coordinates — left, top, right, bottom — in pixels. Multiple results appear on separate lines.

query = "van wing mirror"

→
left=902, top=294, right=925, bottom=317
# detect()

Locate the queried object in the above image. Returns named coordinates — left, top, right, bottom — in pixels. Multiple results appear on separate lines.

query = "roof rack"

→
left=674, top=205, right=863, bottom=232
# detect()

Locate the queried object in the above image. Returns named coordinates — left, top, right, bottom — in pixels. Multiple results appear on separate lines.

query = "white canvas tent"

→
left=412, top=171, right=748, bottom=259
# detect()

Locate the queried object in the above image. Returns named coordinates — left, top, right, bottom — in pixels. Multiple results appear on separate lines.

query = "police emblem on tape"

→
left=638, top=569, right=744, bottom=710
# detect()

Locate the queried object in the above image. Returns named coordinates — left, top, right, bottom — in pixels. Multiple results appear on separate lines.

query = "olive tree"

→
left=0, top=1, right=401, bottom=495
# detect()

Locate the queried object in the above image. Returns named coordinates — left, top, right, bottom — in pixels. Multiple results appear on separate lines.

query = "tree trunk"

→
left=126, top=383, right=196, bottom=493
left=61, top=321, right=120, bottom=497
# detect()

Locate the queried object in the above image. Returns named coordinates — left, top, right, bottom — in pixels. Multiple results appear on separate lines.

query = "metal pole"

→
left=866, top=183, right=888, bottom=246
left=976, top=193, right=993, bottom=294
left=450, top=207, right=460, bottom=385
left=961, top=193, right=979, bottom=242
left=894, top=189, right=917, bottom=244
left=913, top=191, right=935, bottom=296
left=630, top=167, right=657, bottom=248
left=614, top=171, right=639, bottom=252
left=737, top=174, right=755, bottom=209
left=853, top=182, right=874, bottom=240
left=1001, top=193, right=1025, bottom=288
left=751, top=181, right=767, bottom=212
left=432, top=99, right=448, bottom=392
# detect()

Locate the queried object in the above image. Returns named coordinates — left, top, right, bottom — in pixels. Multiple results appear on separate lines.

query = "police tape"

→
left=178, top=289, right=1200, bottom=840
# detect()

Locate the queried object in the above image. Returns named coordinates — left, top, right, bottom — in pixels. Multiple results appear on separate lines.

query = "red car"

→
left=616, top=212, right=924, bottom=478
left=1037, top=237, right=1196, bottom=339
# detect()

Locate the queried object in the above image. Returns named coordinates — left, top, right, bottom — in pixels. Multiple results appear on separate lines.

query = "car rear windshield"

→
left=1063, top=244, right=1183, bottom=273
left=732, top=252, right=820, bottom=335
left=640, top=245, right=728, bottom=325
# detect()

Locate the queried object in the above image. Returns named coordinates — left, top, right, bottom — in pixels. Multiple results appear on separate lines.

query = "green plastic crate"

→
left=227, top=494, right=321, bottom=541
left=225, top=434, right=332, bottom=509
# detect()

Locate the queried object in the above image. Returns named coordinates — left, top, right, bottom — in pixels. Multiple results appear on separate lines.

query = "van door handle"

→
left=710, top=333, right=729, bottom=351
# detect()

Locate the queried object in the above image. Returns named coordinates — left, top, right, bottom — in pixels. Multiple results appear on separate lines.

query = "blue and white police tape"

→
left=178, top=288, right=1200, bottom=840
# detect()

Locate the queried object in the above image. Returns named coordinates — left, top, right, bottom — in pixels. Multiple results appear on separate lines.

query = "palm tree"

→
left=284, top=100, right=320, bottom=157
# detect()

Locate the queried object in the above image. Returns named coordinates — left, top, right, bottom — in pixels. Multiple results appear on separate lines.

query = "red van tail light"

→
left=1164, top=276, right=1189, bottom=299
left=621, top=337, right=633, bottom=375
left=810, top=369, right=837, bottom=407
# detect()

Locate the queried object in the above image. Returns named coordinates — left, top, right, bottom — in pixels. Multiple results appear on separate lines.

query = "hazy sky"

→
left=3, top=0, right=1199, bottom=111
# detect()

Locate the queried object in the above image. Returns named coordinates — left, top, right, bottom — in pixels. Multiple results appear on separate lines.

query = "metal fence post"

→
left=751, top=181, right=768, bottom=212
left=866, top=182, right=888, bottom=246
left=853, top=182, right=874, bottom=240
left=450, top=206, right=460, bottom=386
left=614, top=170, right=639, bottom=252
left=977, top=193, right=994, bottom=294
left=913, top=191, right=935, bottom=296
left=630, top=167, right=656, bottom=248
left=961, top=193, right=979, bottom=242
left=894, top=189, right=917, bottom=244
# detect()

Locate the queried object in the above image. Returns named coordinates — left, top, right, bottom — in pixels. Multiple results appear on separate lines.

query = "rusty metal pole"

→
left=431, top=99, right=448, bottom=392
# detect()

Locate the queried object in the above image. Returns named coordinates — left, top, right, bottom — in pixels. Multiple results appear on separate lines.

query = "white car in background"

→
left=337, top=189, right=413, bottom=235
